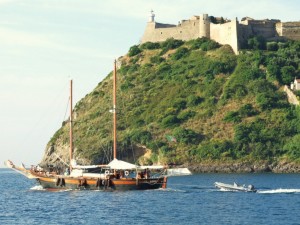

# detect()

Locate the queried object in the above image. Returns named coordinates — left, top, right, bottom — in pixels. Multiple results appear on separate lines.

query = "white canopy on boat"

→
left=107, top=159, right=166, bottom=170
left=107, top=159, right=137, bottom=170
left=72, top=165, right=102, bottom=169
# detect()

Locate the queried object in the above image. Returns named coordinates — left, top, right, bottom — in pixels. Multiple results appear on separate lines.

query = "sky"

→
left=1, top=0, right=299, bottom=167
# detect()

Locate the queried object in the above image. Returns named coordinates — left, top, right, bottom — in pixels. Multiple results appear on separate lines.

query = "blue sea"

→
left=1, top=169, right=299, bottom=225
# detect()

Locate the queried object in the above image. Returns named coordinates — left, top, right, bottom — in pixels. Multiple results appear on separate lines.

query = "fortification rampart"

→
left=210, top=19, right=239, bottom=54
left=246, top=20, right=278, bottom=38
left=141, top=11, right=300, bottom=55
left=141, top=17, right=201, bottom=43
left=280, top=22, right=300, bottom=40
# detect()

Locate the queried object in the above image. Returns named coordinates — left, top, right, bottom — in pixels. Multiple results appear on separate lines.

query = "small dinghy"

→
left=214, top=182, right=257, bottom=192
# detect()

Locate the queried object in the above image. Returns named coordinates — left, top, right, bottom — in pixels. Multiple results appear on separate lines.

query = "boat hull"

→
left=36, top=175, right=167, bottom=191
left=5, top=160, right=167, bottom=191
left=214, top=182, right=257, bottom=192
left=33, top=173, right=167, bottom=191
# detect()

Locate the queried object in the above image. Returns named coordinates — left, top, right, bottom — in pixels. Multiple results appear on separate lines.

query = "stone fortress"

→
left=141, top=11, right=300, bottom=54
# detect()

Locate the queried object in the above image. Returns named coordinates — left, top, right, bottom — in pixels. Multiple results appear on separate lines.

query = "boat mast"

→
left=113, top=60, right=117, bottom=160
left=69, top=79, right=73, bottom=172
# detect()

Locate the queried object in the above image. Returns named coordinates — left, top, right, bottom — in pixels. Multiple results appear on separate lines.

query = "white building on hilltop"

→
left=290, top=77, right=300, bottom=91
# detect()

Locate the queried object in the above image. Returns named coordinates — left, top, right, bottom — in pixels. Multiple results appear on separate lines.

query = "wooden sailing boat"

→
left=6, top=60, right=168, bottom=191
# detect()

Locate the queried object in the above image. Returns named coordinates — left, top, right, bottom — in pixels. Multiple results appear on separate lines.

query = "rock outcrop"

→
left=187, top=160, right=300, bottom=173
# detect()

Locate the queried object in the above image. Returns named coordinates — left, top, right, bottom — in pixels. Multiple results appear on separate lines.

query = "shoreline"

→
left=185, top=160, right=300, bottom=173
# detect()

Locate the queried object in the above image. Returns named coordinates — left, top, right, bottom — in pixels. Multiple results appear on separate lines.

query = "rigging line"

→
left=53, top=153, right=70, bottom=167
left=103, top=144, right=112, bottom=163
left=63, top=96, right=70, bottom=122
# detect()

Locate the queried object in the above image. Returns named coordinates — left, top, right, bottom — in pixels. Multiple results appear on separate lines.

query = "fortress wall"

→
left=210, top=20, right=239, bottom=54
left=155, top=23, right=176, bottom=28
left=281, top=22, right=300, bottom=40
left=199, top=14, right=210, bottom=38
left=276, top=22, right=283, bottom=36
left=141, top=13, right=300, bottom=55
left=141, top=20, right=200, bottom=43
left=237, top=24, right=253, bottom=44
left=248, top=21, right=277, bottom=38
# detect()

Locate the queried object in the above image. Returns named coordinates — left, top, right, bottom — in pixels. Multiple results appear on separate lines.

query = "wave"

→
left=30, top=185, right=45, bottom=191
left=156, top=187, right=187, bottom=193
left=258, top=188, right=300, bottom=194
left=30, top=185, right=73, bottom=192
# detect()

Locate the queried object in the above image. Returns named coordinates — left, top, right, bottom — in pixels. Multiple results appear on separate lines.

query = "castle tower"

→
left=149, top=10, right=155, bottom=23
left=141, top=10, right=156, bottom=43
left=199, top=14, right=210, bottom=38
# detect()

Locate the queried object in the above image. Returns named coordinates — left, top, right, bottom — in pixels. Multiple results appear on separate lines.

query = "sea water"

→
left=0, top=169, right=299, bottom=225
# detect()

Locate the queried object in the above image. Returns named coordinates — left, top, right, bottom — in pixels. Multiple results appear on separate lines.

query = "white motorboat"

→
left=214, top=182, right=257, bottom=192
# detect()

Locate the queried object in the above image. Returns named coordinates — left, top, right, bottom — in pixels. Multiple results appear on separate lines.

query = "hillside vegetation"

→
left=45, top=37, right=300, bottom=169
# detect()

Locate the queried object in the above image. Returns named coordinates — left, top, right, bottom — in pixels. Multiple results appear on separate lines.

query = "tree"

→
left=266, top=42, right=279, bottom=51
left=281, top=66, right=296, bottom=84
left=283, top=134, right=300, bottom=160
left=266, top=63, right=280, bottom=81
left=173, top=127, right=200, bottom=144
left=247, top=36, right=266, bottom=50
left=128, top=45, right=141, bottom=56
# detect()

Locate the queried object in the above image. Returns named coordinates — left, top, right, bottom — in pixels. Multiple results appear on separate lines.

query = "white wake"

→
left=258, top=188, right=300, bottom=194
left=30, top=185, right=45, bottom=191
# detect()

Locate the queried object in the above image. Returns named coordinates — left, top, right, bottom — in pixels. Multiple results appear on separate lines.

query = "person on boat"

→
left=137, top=172, right=142, bottom=179
left=144, top=169, right=150, bottom=179
left=64, top=168, right=70, bottom=176
left=119, top=170, right=124, bottom=178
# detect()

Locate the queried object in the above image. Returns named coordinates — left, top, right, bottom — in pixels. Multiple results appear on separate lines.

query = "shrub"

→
left=281, top=66, right=296, bottom=84
left=283, top=134, right=300, bottom=160
left=160, top=38, right=184, bottom=55
left=247, top=35, right=266, bottom=50
left=186, top=95, right=203, bottom=107
left=248, top=79, right=276, bottom=95
left=161, top=38, right=184, bottom=49
left=172, top=127, right=200, bottom=144
left=157, top=63, right=171, bottom=74
left=238, top=104, right=257, bottom=117
left=172, top=98, right=187, bottom=111
left=201, top=40, right=220, bottom=51
left=256, top=92, right=275, bottom=111
left=172, top=47, right=190, bottom=60
left=127, top=64, right=139, bottom=74
left=266, top=63, right=280, bottom=81
left=130, top=130, right=152, bottom=145
left=150, top=55, right=165, bottom=64
left=177, top=110, right=196, bottom=121
left=120, top=81, right=135, bottom=91
left=140, top=42, right=160, bottom=50
left=223, top=111, right=241, bottom=123
left=189, top=37, right=220, bottom=51
left=196, top=140, right=235, bottom=160
left=267, top=42, right=279, bottom=51
left=242, top=67, right=266, bottom=81
left=128, top=45, right=141, bottom=57
left=161, top=115, right=180, bottom=128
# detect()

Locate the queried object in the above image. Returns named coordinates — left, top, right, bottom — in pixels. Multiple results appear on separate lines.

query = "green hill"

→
left=44, top=37, right=300, bottom=171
